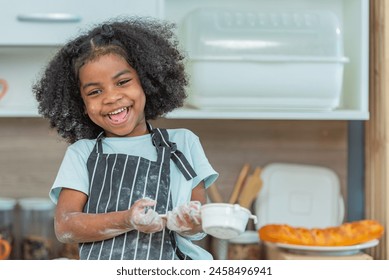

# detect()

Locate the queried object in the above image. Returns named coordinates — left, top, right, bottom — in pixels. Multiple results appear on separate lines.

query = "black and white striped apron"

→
left=79, top=123, right=197, bottom=260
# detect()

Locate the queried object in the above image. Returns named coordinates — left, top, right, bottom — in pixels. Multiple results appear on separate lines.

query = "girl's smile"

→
left=107, top=106, right=129, bottom=124
left=79, top=53, right=147, bottom=137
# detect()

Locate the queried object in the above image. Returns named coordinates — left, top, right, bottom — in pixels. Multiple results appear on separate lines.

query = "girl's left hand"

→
left=166, top=201, right=203, bottom=236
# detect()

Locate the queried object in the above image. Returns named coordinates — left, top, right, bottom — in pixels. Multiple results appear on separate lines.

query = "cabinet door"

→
left=0, top=0, right=162, bottom=45
left=0, top=47, right=58, bottom=116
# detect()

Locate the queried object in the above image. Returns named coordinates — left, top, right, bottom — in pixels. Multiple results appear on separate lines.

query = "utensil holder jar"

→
left=0, top=198, right=17, bottom=259
left=18, top=198, right=55, bottom=260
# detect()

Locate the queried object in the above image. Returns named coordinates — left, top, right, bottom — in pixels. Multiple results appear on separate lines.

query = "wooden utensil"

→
left=207, top=183, right=224, bottom=203
left=0, top=79, right=8, bottom=101
left=238, top=167, right=263, bottom=209
left=228, top=163, right=251, bottom=204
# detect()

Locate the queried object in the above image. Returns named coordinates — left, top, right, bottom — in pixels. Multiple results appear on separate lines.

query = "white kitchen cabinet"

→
left=0, top=0, right=163, bottom=116
left=0, top=0, right=163, bottom=45
left=0, top=0, right=369, bottom=120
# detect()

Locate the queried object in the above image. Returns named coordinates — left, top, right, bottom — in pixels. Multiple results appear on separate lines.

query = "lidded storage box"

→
left=254, top=163, right=345, bottom=230
left=19, top=198, right=56, bottom=260
left=227, top=230, right=263, bottom=260
left=182, top=8, right=349, bottom=110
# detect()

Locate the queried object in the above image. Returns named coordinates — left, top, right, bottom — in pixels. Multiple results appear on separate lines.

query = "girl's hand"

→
left=166, top=201, right=203, bottom=236
left=127, top=198, right=165, bottom=233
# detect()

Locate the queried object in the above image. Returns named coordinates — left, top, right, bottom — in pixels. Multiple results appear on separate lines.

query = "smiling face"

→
left=79, top=53, right=147, bottom=138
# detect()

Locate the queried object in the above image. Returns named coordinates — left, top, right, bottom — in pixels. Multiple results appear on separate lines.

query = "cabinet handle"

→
left=17, top=13, right=82, bottom=23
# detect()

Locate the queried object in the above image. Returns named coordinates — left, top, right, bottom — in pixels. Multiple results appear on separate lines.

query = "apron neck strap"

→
left=93, top=131, right=105, bottom=154
left=151, top=127, right=197, bottom=181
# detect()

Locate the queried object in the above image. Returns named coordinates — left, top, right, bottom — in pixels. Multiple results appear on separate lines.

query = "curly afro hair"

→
left=33, top=17, right=188, bottom=144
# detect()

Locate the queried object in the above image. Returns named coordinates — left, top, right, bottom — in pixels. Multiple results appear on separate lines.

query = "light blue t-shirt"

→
left=50, top=128, right=218, bottom=260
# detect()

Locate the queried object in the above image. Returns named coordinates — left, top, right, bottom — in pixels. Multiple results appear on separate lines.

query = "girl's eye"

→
left=117, top=79, right=131, bottom=86
left=87, top=89, right=102, bottom=96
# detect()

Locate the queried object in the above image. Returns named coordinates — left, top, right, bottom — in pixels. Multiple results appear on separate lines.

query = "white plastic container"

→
left=183, top=8, right=349, bottom=110
left=254, top=163, right=344, bottom=230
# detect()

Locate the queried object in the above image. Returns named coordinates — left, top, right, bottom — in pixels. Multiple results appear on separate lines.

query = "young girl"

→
left=32, top=18, right=218, bottom=260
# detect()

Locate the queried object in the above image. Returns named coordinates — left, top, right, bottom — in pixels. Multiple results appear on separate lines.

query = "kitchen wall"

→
left=0, top=0, right=368, bottom=260
left=0, top=117, right=348, bottom=208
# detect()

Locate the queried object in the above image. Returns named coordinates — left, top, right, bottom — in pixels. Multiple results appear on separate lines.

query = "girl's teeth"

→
left=109, top=107, right=126, bottom=115
left=108, top=107, right=128, bottom=122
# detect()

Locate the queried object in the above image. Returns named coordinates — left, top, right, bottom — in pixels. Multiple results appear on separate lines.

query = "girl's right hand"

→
left=126, top=198, right=165, bottom=233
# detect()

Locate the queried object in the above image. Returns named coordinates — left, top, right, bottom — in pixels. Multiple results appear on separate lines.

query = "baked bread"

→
left=258, top=220, right=384, bottom=246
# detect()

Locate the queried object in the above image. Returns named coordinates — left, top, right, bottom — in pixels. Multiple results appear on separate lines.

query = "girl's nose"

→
left=103, top=90, right=123, bottom=104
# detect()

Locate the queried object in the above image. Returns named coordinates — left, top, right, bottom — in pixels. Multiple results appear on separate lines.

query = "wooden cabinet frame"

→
left=366, top=0, right=389, bottom=260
